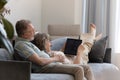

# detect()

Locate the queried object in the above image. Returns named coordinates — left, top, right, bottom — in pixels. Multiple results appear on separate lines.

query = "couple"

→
left=14, top=19, right=96, bottom=80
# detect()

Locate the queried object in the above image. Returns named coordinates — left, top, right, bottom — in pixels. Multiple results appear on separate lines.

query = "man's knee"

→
left=73, top=66, right=84, bottom=73
left=81, top=65, right=92, bottom=72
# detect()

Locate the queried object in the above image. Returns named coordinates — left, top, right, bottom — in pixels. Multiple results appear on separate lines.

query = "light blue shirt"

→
left=14, top=37, right=50, bottom=59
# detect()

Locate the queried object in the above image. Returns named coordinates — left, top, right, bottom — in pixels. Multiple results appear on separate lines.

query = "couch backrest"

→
left=48, top=24, right=81, bottom=40
left=0, top=48, right=13, bottom=60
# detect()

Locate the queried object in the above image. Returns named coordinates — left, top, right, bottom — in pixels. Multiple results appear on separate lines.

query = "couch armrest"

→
left=0, top=60, right=31, bottom=80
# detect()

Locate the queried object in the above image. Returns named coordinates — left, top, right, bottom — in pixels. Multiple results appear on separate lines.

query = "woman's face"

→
left=45, top=39, right=52, bottom=52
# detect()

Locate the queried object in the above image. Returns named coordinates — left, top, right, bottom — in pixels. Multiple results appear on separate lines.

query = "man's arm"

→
left=28, top=53, right=64, bottom=66
left=15, top=42, right=64, bottom=65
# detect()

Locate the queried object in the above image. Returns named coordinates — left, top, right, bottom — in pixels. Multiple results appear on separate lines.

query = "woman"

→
left=32, top=32, right=84, bottom=64
left=32, top=23, right=97, bottom=65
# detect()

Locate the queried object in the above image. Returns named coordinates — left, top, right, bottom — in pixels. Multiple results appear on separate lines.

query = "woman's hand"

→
left=77, top=45, right=85, bottom=55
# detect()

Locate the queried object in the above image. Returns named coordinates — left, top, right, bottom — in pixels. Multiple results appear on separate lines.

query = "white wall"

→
left=74, top=0, right=82, bottom=24
left=112, top=53, right=120, bottom=69
left=5, top=0, right=82, bottom=33
left=41, top=0, right=82, bottom=33
left=5, top=0, right=42, bottom=32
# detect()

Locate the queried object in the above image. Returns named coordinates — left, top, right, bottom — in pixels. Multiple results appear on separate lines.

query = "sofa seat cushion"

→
left=51, top=37, right=67, bottom=51
left=88, top=63, right=120, bottom=80
left=31, top=73, right=74, bottom=80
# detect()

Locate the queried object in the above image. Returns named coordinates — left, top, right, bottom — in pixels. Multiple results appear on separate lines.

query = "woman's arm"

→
left=73, top=45, right=85, bottom=64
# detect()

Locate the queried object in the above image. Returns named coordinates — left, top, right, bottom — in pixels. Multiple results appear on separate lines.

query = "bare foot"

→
left=95, top=33, right=102, bottom=41
left=90, top=23, right=96, bottom=29
left=89, top=23, right=96, bottom=38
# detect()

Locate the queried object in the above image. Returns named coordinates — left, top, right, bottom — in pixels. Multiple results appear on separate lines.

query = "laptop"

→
left=64, top=38, right=82, bottom=55
left=0, top=61, right=31, bottom=80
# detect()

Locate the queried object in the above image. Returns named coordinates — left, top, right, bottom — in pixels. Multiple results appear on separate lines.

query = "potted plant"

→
left=0, top=0, right=14, bottom=54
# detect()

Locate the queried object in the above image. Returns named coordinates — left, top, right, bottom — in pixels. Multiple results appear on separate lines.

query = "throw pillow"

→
left=103, top=48, right=111, bottom=63
left=51, top=37, right=67, bottom=51
left=88, top=36, right=108, bottom=63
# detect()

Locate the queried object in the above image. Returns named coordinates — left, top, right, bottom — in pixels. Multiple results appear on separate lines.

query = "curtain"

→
left=81, top=0, right=120, bottom=53
left=113, top=0, right=120, bottom=53
left=81, top=0, right=110, bottom=46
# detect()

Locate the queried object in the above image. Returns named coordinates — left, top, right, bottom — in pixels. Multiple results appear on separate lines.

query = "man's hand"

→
left=53, top=53, right=65, bottom=62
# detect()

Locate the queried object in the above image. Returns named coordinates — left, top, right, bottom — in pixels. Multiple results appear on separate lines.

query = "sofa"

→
left=0, top=45, right=120, bottom=80
left=0, top=24, right=120, bottom=80
left=0, top=47, right=120, bottom=80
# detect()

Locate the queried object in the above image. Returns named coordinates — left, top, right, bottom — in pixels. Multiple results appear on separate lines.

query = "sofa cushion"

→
left=88, top=63, right=120, bottom=80
left=88, top=36, right=108, bottom=63
left=0, top=48, right=13, bottom=60
left=48, top=25, right=80, bottom=40
left=51, top=37, right=67, bottom=51
left=31, top=73, right=74, bottom=80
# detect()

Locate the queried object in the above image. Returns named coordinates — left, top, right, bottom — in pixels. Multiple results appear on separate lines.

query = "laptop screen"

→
left=64, top=38, right=82, bottom=55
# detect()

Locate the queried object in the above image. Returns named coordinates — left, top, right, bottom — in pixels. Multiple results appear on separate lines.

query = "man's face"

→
left=23, top=24, right=35, bottom=41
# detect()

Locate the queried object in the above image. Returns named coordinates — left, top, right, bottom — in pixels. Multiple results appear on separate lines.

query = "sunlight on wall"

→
left=114, top=0, right=120, bottom=53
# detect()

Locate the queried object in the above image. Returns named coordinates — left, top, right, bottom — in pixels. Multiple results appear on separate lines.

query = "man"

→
left=14, top=19, right=94, bottom=80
